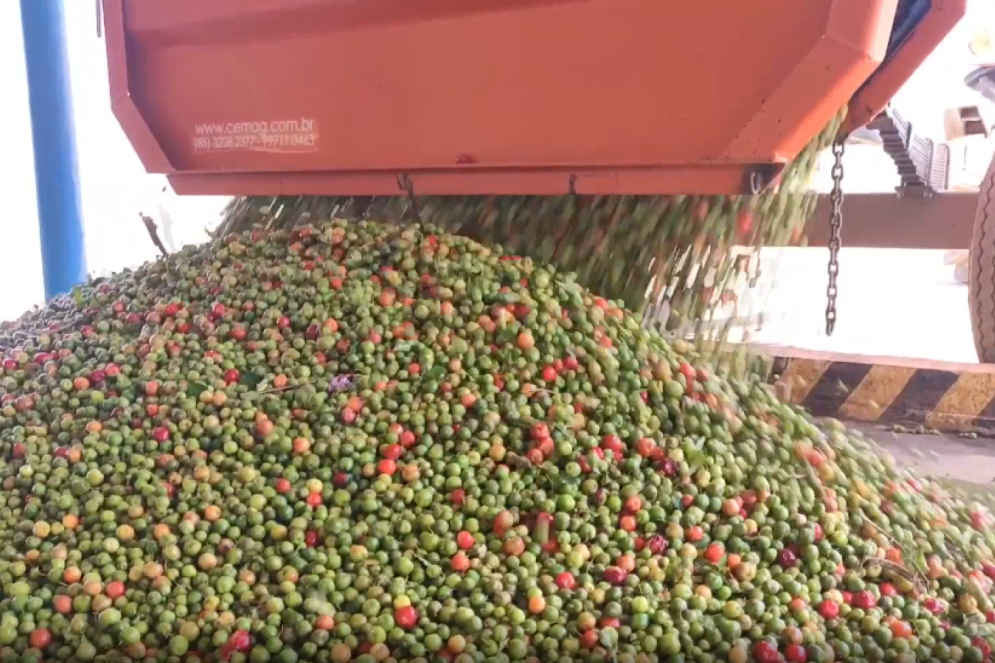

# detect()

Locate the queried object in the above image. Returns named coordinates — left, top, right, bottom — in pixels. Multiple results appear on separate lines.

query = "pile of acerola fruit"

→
left=0, top=219, right=994, bottom=663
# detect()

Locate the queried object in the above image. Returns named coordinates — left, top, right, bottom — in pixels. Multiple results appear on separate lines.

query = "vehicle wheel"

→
left=968, top=149, right=995, bottom=362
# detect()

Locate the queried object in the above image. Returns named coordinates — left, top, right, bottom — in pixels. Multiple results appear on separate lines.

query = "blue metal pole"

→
left=20, top=0, right=87, bottom=300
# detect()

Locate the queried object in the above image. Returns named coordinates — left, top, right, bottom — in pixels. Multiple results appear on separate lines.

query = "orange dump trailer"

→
left=102, top=0, right=966, bottom=198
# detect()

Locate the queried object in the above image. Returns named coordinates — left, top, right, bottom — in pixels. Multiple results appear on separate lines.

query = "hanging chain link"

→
left=825, top=139, right=845, bottom=336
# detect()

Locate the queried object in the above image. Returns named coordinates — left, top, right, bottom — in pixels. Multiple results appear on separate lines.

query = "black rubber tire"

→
left=968, top=149, right=995, bottom=362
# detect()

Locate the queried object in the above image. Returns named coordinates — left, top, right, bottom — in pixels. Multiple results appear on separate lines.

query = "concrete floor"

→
left=854, top=422, right=995, bottom=491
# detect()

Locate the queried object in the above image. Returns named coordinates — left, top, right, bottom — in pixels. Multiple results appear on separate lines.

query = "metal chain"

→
left=825, top=139, right=845, bottom=336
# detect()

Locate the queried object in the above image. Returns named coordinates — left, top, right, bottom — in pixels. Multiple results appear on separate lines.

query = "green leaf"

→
left=424, top=365, right=446, bottom=381
left=71, top=287, right=85, bottom=306
left=187, top=382, right=209, bottom=399
left=239, top=372, right=264, bottom=387
left=685, top=446, right=706, bottom=472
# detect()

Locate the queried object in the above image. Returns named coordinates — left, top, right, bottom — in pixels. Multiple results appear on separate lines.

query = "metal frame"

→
left=20, top=0, right=87, bottom=299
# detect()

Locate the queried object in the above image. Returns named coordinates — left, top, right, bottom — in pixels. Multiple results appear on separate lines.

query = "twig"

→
left=862, top=557, right=926, bottom=594
left=801, top=460, right=826, bottom=502
left=139, top=213, right=170, bottom=257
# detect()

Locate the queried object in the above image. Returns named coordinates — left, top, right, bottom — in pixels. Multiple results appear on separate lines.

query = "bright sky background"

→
left=0, top=1, right=992, bottom=324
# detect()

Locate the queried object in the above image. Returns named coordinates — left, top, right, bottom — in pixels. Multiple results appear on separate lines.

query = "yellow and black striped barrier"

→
left=767, top=351, right=995, bottom=434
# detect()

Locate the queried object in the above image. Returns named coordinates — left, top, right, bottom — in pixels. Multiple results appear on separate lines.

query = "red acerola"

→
left=818, top=600, right=840, bottom=620
left=555, top=572, right=576, bottom=590
left=395, top=606, right=418, bottom=630
left=785, top=644, right=807, bottom=663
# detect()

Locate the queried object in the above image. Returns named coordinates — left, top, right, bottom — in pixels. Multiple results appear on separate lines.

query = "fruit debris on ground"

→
left=0, top=219, right=994, bottom=663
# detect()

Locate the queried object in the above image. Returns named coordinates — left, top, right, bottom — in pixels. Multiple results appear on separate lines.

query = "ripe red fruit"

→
left=601, top=434, right=624, bottom=458
left=704, top=543, right=724, bottom=565
left=753, top=641, right=780, bottom=663
left=647, top=535, right=669, bottom=555
left=563, top=355, right=579, bottom=371
left=306, top=492, right=323, bottom=507
left=277, top=316, right=291, bottom=329
left=541, top=365, right=557, bottom=382
left=852, top=591, right=876, bottom=610
left=785, top=644, right=807, bottom=663
left=603, top=567, right=627, bottom=585
left=973, top=637, right=992, bottom=659
left=737, top=210, right=754, bottom=237
left=377, top=459, right=396, bottom=476
left=395, top=606, right=418, bottom=630
left=450, top=552, right=470, bottom=572
left=332, top=472, right=350, bottom=488
left=382, top=444, right=403, bottom=461
left=971, top=511, right=986, bottom=530
left=624, top=495, right=642, bottom=513
left=305, top=530, right=320, bottom=548
left=227, top=630, right=252, bottom=653
left=530, top=423, right=550, bottom=441
left=400, top=430, right=417, bottom=448
left=29, top=628, right=52, bottom=650
left=634, top=438, right=656, bottom=458
left=579, top=629, right=599, bottom=649
left=229, top=326, right=247, bottom=341
left=923, top=598, right=946, bottom=615
left=163, top=303, right=180, bottom=317
left=223, top=369, right=240, bottom=383
left=456, top=531, right=475, bottom=550
left=879, top=582, right=897, bottom=597
left=106, top=581, right=126, bottom=599
left=90, top=369, right=106, bottom=385
left=777, top=548, right=798, bottom=568
left=152, top=427, right=170, bottom=443
left=660, top=459, right=678, bottom=478
left=555, top=572, right=576, bottom=590
left=818, top=600, right=840, bottom=619
left=450, top=488, right=466, bottom=506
